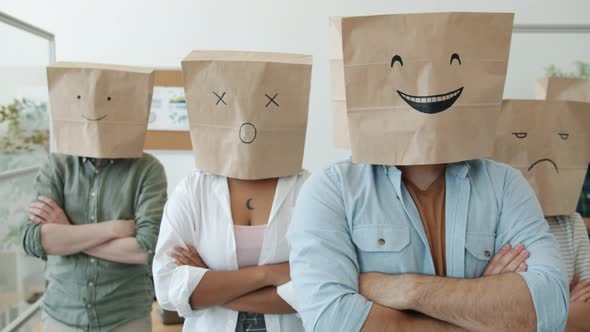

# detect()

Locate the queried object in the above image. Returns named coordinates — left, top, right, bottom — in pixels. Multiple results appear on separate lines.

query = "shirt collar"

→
left=79, top=157, right=116, bottom=165
left=386, top=162, right=470, bottom=178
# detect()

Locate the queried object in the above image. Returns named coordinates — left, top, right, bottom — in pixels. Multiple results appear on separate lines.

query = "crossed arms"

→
left=20, top=158, right=166, bottom=265
left=288, top=167, right=569, bottom=332
left=27, top=196, right=146, bottom=264
left=152, top=180, right=294, bottom=317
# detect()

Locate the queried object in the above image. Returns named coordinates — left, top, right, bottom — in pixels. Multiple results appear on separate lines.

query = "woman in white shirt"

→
left=153, top=171, right=308, bottom=331
left=153, top=50, right=312, bottom=331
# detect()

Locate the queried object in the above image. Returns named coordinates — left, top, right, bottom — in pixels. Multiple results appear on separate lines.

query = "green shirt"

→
left=20, top=153, right=167, bottom=332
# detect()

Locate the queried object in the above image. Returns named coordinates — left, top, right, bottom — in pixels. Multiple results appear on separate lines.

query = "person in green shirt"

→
left=20, top=62, right=167, bottom=332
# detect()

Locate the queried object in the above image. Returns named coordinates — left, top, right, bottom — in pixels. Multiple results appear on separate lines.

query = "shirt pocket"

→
left=352, top=224, right=413, bottom=273
left=464, top=232, right=495, bottom=278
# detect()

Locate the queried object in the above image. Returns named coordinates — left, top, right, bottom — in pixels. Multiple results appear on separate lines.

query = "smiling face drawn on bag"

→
left=76, top=93, right=112, bottom=121
left=393, top=52, right=464, bottom=114
left=46, top=62, right=154, bottom=159
left=339, top=13, right=514, bottom=165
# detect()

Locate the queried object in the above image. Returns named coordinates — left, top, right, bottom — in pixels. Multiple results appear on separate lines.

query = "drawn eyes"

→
left=390, top=53, right=462, bottom=68
left=213, top=91, right=227, bottom=105
left=75, top=95, right=112, bottom=101
left=212, top=91, right=280, bottom=108
left=512, top=132, right=570, bottom=140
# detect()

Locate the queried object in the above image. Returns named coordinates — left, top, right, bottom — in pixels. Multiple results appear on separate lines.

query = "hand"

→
left=570, top=274, right=590, bottom=302
left=263, top=262, right=291, bottom=286
left=108, top=219, right=136, bottom=238
left=170, top=243, right=208, bottom=268
left=29, top=196, right=70, bottom=225
left=482, top=243, right=528, bottom=276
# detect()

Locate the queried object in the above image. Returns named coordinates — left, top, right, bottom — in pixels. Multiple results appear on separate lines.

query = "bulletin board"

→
left=143, top=69, right=192, bottom=150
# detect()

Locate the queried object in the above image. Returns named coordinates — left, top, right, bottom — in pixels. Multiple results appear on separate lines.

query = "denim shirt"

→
left=288, top=159, right=568, bottom=332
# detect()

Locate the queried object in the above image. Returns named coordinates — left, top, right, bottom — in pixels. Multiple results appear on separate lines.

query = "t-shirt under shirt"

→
left=404, top=174, right=447, bottom=276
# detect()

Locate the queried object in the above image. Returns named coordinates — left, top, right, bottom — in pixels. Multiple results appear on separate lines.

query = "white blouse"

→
left=153, top=169, right=309, bottom=332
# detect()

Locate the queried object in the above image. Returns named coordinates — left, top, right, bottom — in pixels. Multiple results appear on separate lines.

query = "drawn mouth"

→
left=239, top=123, right=257, bottom=144
left=397, top=87, right=463, bottom=114
left=528, top=159, right=559, bottom=174
left=82, top=114, right=107, bottom=121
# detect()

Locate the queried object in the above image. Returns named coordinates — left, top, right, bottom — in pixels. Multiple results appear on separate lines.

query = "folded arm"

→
left=153, top=178, right=287, bottom=316
left=363, top=305, right=466, bottom=332
left=84, top=237, right=147, bottom=264
left=27, top=195, right=137, bottom=256
left=39, top=221, right=130, bottom=256
left=568, top=302, right=590, bottom=332
left=223, top=287, right=295, bottom=314
left=170, top=242, right=291, bottom=309
left=566, top=215, right=590, bottom=331
left=288, top=169, right=463, bottom=332
left=362, top=272, right=535, bottom=332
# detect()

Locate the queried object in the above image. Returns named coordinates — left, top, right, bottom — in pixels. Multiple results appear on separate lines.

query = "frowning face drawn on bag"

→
left=392, top=52, right=464, bottom=114
left=493, top=100, right=590, bottom=216
left=506, top=130, right=570, bottom=174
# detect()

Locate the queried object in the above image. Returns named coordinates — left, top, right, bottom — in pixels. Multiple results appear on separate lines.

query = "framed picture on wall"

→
left=144, top=69, right=192, bottom=150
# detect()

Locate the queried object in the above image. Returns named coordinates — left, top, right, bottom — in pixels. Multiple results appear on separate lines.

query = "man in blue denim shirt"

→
left=288, top=12, right=568, bottom=332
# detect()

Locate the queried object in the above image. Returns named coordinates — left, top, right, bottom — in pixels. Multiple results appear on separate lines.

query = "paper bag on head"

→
left=536, top=77, right=590, bottom=102
left=47, top=62, right=154, bottom=159
left=493, top=99, right=590, bottom=216
left=181, top=51, right=312, bottom=180
left=340, top=12, right=514, bottom=165
left=329, top=16, right=350, bottom=149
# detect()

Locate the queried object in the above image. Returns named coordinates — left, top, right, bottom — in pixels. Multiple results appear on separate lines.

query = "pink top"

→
left=234, top=225, right=267, bottom=268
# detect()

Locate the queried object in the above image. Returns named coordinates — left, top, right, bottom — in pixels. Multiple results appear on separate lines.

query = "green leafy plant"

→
left=545, top=61, right=590, bottom=79
left=0, top=98, right=49, bottom=152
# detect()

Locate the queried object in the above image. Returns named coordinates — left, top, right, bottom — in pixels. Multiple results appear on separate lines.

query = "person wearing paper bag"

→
left=288, top=12, right=568, bottom=332
left=20, top=63, right=167, bottom=331
left=537, top=77, right=590, bottom=233
left=152, top=50, right=311, bottom=331
left=493, top=99, right=590, bottom=332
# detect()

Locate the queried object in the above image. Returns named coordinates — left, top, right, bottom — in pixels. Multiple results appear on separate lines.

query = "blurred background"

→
left=0, top=0, right=589, bottom=331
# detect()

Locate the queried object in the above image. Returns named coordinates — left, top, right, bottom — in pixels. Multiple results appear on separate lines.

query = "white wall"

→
left=1, top=0, right=589, bottom=192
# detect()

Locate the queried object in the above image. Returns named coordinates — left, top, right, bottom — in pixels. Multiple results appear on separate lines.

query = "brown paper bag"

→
left=536, top=77, right=590, bottom=102
left=340, top=12, right=514, bottom=165
left=181, top=51, right=312, bottom=180
left=47, top=62, right=154, bottom=158
left=329, top=16, right=351, bottom=149
left=493, top=99, right=590, bottom=216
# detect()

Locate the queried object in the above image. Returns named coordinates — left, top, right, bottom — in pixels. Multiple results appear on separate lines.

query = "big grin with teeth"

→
left=392, top=52, right=464, bottom=114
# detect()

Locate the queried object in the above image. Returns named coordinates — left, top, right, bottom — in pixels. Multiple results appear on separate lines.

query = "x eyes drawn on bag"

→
left=511, top=132, right=570, bottom=174
left=76, top=93, right=111, bottom=121
left=211, top=91, right=280, bottom=108
left=392, top=52, right=464, bottom=115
